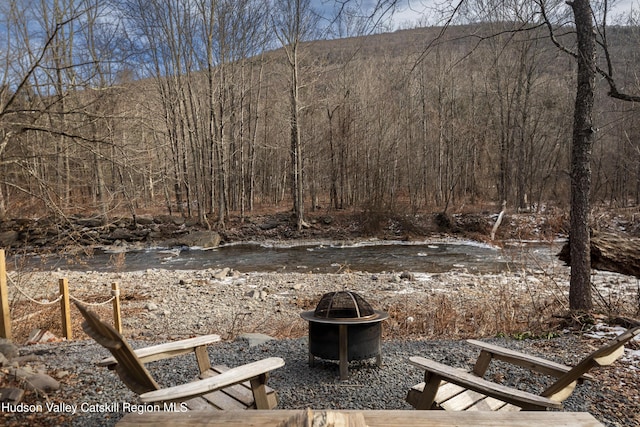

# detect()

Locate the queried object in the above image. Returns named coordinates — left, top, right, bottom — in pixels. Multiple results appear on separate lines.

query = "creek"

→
left=13, top=239, right=563, bottom=274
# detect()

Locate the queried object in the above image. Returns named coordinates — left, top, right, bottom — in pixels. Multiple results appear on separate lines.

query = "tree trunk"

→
left=290, top=57, right=304, bottom=231
left=559, top=231, right=640, bottom=279
left=93, top=152, right=108, bottom=226
left=568, top=0, right=597, bottom=312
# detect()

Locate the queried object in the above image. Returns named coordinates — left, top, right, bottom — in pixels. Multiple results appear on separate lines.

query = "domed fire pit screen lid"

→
left=313, top=291, right=375, bottom=320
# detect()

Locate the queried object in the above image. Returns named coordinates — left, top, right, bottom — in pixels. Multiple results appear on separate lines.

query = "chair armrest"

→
left=467, top=339, right=593, bottom=381
left=408, top=356, right=563, bottom=410
left=138, top=357, right=285, bottom=403
left=98, top=334, right=221, bottom=368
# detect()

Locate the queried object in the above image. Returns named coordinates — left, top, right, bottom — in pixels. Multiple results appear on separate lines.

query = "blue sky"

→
left=311, top=0, right=640, bottom=30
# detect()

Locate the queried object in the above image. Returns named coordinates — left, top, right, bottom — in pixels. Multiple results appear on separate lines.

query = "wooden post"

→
left=59, top=278, right=72, bottom=340
left=112, top=282, right=122, bottom=333
left=0, top=249, right=11, bottom=339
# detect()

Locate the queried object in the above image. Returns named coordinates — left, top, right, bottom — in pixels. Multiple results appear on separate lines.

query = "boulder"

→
left=178, top=231, right=221, bottom=248
left=135, top=215, right=155, bottom=225
left=0, top=230, right=18, bottom=246
left=237, top=333, right=274, bottom=347
left=74, top=217, right=105, bottom=227
left=107, top=228, right=136, bottom=241
left=259, top=221, right=280, bottom=230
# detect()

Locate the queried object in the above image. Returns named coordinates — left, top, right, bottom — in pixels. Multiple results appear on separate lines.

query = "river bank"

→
left=5, top=254, right=639, bottom=342
left=0, top=208, right=581, bottom=253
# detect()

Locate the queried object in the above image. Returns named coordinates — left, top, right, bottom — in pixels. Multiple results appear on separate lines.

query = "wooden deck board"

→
left=117, top=409, right=604, bottom=426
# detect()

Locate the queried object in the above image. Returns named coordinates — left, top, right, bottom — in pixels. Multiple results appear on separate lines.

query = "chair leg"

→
left=414, top=372, right=441, bottom=410
left=194, top=345, right=212, bottom=374
left=249, top=373, right=272, bottom=409
left=472, top=350, right=493, bottom=377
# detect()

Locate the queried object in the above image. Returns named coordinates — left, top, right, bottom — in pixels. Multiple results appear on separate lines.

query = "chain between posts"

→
left=0, top=250, right=123, bottom=339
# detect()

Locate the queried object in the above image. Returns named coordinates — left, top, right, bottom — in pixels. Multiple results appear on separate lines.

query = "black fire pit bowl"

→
left=301, top=291, right=389, bottom=379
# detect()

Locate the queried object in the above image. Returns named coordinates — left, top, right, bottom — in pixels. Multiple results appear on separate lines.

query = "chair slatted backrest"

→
left=542, top=325, right=640, bottom=400
left=75, top=302, right=160, bottom=394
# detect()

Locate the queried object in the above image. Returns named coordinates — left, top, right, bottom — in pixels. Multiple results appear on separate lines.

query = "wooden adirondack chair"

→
left=407, top=325, right=640, bottom=411
left=75, top=302, right=285, bottom=410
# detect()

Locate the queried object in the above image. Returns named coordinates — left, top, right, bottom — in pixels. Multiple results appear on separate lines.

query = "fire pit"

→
left=300, top=291, right=388, bottom=380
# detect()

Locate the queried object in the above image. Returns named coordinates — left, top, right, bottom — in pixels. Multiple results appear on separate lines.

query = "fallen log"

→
left=558, top=231, right=640, bottom=278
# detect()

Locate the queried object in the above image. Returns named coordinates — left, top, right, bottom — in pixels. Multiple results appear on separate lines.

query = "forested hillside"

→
left=0, top=1, right=638, bottom=231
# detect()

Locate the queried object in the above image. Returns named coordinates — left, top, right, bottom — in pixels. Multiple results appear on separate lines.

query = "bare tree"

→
left=272, top=0, right=318, bottom=231
left=566, top=0, right=598, bottom=311
left=0, top=0, right=126, bottom=220
left=536, top=0, right=640, bottom=311
left=399, top=0, right=640, bottom=312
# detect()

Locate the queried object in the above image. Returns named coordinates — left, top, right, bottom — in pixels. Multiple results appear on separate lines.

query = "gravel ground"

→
left=2, top=259, right=639, bottom=426
left=8, top=265, right=640, bottom=343
left=3, top=328, right=639, bottom=427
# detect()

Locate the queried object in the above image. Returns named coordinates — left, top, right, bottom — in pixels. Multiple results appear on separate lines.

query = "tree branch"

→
left=0, top=14, right=81, bottom=120
left=537, top=0, right=578, bottom=59
left=539, top=0, right=640, bottom=103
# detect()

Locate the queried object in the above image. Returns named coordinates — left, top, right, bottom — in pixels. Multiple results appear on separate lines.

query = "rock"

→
left=178, top=231, right=221, bottom=248
left=0, top=387, right=24, bottom=404
left=0, top=230, right=18, bottom=246
left=185, top=218, right=201, bottom=227
left=55, top=370, right=71, bottom=379
left=259, top=221, right=280, bottom=230
left=8, top=367, right=32, bottom=381
left=400, top=271, right=415, bottom=281
left=153, top=215, right=175, bottom=224
left=213, top=268, right=230, bottom=280
left=0, top=353, right=8, bottom=367
left=107, top=228, right=136, bottom=241
left=11, top=355, right=38, bottom=365
left=145, top=302, right=159, bottom=311
left=135, top=215, right=154, bottom=225
left=245, top=289, right=267, bottom=300
left=237, top=333, right=274, bottom=347
left=172, top=217, right=185, bottom=226
left=24, top=373, right=60, bottom=393
left=0, top=339, right=18, bottom=359
left=74, top=217, right=104, bottom=227
left=322, top=216, right=333, bottom=225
